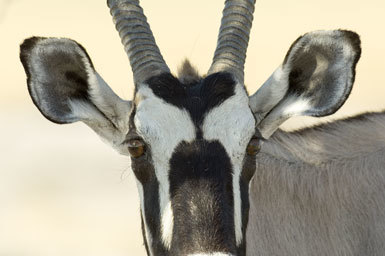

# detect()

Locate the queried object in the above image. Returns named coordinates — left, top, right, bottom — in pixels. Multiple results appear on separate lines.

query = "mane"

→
left=261, top=110, right=385, bottom=165
left=177, top=59, right=201, bottom=84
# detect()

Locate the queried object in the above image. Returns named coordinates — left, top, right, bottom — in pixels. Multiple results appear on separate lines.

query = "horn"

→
left=208, top=0, right=256, bottom=83
left=107, top=0, right=170, bottom=83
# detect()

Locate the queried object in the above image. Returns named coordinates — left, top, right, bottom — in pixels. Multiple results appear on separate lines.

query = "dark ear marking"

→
left=20, top=37, right=65, bottom=124
left=283, top=35, right=303, bottom=66
left=337, top=29, right=362, bottom=113
left=250, top=30, right=362, bottom=138
left=20, top=37, right=95, bottom=124
left=286, top=30, right=361, bottom=117
left=20, top=36, right=132, bottom=154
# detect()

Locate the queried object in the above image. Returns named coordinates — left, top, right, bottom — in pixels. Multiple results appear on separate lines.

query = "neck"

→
left=246, top=111, right=385, bottom=255
left=261, top=111, right=385, bottom=165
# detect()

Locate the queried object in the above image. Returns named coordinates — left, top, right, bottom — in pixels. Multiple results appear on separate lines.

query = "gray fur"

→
left=247, top=111, right=385, bottom=255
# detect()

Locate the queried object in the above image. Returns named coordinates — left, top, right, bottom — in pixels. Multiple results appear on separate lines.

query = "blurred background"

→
left=0, top=0, right=384, bottom=255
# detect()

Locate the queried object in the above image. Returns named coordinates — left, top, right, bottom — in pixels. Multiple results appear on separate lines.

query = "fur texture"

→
left=250, top=30, right=361, bottom=138
left=21, top=27, right=376, bottom=256
left=19, top=37, right=131, bottom=154
left=247, top=111, right=385, bottom=255
left=129, top=70, right=256, bottom=255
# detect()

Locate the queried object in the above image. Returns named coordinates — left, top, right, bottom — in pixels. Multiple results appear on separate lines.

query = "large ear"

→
left=20, top=37, right=132, bottom=155
left=249, top=30, right=361, bottom=138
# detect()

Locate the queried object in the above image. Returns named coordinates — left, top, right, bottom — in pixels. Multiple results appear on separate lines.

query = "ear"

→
left=20, top=37, right=132, bottom=155
left=249, top=30, right=361, bottom=138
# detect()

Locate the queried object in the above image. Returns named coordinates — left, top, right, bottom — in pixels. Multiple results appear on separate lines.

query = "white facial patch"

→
left=202, top=83, right=256, bottom=245
left=134, top=85, right=196, bottom=249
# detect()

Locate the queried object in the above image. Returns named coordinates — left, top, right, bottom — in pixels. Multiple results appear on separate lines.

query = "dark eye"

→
left=246, top=137, right=261, bottom=156
left=127, top=139, right=146, bottom=158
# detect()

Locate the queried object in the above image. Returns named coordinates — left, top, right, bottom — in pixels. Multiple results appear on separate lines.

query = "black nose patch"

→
left=168, top=140, right=237, bottom=254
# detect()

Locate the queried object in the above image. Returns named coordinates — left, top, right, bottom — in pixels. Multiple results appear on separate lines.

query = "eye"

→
left=127, top=139, right=146, bottom=158
left=246, top=137, right=261, bottom=156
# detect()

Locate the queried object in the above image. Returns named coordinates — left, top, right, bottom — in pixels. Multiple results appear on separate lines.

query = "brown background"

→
left=0, top=0, right=384, bottom=255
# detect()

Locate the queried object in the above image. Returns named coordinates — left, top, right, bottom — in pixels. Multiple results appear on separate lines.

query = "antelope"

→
left=19, top=0, right=385, bottom=255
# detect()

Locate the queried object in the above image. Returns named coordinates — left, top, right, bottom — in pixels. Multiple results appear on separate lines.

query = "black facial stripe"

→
left=144, top=72, right=236, bottom=137
left=238, top=153, right=257, bottom=255
left=129, top=72, right=254, bottom=255
left=140, top=212, right=150, bottom=255
left=142, top=179, right=168, bottom=255
left=132, top=140, right=255, bottom=256
left=168, top=140, right=237, bottom=254
left=132, top=150, right=168, bottom=254
left=128, top=104, right=137, bottom=131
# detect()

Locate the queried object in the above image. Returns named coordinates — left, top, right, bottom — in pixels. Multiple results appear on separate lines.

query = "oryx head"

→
left=20, top=0, right=361, bottom=255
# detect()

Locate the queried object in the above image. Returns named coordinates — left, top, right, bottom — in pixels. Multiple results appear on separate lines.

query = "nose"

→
left=169, top=175, right=238, bottom=254
left=168, top=140, right=238, bottom=254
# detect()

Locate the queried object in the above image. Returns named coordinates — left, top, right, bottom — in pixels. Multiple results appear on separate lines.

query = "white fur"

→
left=161, top=201, right=174, bottom=249
left=85, top=63, right=131, bottom=154
left=249, top=66, right=289, bottom=123
left=87, top=71, right=131, bottom=133
left=136, top=180, right=154, bottom=256
left=134, top=85, right=196, bottom=249
left=202, top=83, right=256, bottom=246
left=282, top=97, right=310, bottom=116
left=68, top=86, right=131, bottom=156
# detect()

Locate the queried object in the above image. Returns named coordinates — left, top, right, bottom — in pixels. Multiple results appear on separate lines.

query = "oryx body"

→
left=19, top=0, right=385, bottom=255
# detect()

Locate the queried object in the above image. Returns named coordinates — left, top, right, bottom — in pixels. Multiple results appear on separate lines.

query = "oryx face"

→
left=20, top=0, right=361, bottom=255
left=128, top=72, right=258, bottom=255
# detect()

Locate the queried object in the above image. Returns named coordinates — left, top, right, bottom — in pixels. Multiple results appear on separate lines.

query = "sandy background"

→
left=0, top=0, right=384, bottom=255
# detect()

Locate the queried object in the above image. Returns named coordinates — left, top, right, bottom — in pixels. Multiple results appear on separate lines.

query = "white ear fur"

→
left=249, top=66, right=289, bottom=124
left=249, top=30, right=361, bottom=138
left=68, top=70, right=132, bottom=155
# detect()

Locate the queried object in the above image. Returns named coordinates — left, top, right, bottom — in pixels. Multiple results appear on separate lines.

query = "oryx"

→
left=20, top=0, right=385, bottom=255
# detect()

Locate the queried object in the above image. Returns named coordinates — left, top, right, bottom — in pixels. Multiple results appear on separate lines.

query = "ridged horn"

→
left=208, top=0, right=256, bottom=83
left=107, top=0, right=170, bottom=83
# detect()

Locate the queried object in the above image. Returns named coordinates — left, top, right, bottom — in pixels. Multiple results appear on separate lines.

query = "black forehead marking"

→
left=144, top=72, right=236, bottom=133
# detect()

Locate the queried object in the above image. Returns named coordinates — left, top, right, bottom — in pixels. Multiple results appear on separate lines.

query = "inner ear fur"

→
left=249, top=30, right=361, bottom=138
left=20, top=37, right=132, bottom=154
